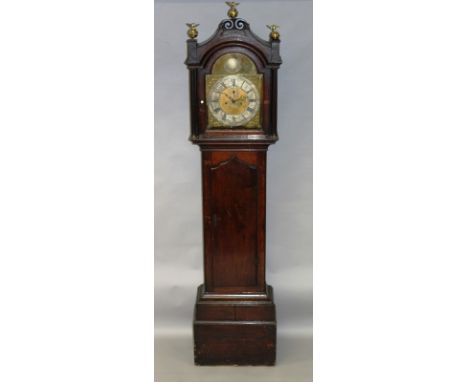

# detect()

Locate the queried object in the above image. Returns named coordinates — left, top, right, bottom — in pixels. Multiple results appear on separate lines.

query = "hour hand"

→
left=226, top=93, right=237, bottom=103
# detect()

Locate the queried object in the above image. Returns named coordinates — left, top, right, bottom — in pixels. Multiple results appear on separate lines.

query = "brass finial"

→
left=186, top=23, right=199, bottom=39
left=226, top=2, right=239, bottom=18
left=267, top=24, right=280, bottom=40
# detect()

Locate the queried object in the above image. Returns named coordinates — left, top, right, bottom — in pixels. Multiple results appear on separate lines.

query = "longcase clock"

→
left=185, top=2, right=282, bottom=366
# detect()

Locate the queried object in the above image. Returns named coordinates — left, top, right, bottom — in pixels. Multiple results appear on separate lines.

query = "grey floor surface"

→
left=155, top=333, right=312, bottom=382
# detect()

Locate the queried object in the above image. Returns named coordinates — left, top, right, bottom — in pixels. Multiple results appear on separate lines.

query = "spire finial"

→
left=186, top=23, right=199, bottom=39
left=267, top=24, right=280, bottom=41
left=226, top=2, right=239, bottom=19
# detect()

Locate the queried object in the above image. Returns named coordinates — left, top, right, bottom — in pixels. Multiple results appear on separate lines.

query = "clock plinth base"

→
left=193, top=284, right=276, bottom=366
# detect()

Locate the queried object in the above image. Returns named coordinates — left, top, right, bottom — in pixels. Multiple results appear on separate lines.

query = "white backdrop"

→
left=3, top=1, right=468, bottom=382
left=155, top=0, right=313, bottom=338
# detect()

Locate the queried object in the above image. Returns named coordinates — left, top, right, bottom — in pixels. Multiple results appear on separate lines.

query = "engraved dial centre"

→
left=219, top=87, right=249, bottom=115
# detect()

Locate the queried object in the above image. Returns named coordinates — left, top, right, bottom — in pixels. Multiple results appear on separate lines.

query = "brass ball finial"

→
left=267, top=24, right=280, bottom=41
left=186, top=23, right=199, bottom=39
left=226, top=2, right=239, bottom=18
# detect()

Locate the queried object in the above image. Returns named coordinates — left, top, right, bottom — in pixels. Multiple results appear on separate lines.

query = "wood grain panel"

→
left=194, top=322, right=276, bottom=365
left=209, top=156, right=258, bottom=287
left=202, top=151, right=267, bottom=293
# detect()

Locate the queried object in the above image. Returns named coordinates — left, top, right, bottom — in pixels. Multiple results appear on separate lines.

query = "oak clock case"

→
left=185, top=3, right=282, bottom=366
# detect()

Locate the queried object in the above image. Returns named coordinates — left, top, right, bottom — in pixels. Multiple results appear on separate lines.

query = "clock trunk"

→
left=202, top=151, right=266, bottom=292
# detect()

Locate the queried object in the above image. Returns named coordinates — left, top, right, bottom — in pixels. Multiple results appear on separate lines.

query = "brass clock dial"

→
left=205, top=52, right=262, bottom=129
left=208, top=75, right=260, bottom=127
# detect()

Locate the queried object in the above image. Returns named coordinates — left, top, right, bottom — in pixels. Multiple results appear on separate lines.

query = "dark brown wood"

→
left=185, top=17, right=281, bottom=145
left=194, top=285, right=276, bottom=366
left=202, top=151, right=266, bottom=293
left=185, top=11, right=281, bottom=366
left=194, top=322, right=276, bottom=366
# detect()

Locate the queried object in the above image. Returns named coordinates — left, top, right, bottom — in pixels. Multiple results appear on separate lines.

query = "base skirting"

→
left=193, top=284, right=276, bottom=366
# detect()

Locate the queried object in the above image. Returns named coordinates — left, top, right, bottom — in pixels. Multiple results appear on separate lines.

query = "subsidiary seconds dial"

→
left=208, top=75, right=260, bottom=127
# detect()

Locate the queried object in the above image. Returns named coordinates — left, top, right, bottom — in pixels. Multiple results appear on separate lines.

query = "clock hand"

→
left=225, top=93, right=238, bottom=103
